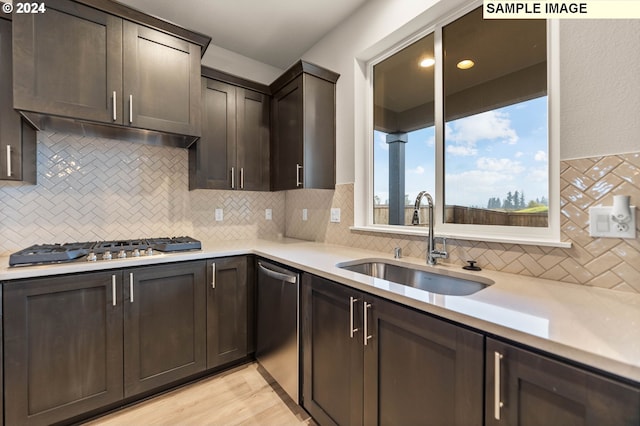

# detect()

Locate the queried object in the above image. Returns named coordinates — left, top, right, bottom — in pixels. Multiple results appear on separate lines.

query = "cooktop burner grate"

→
left=9, top=237, right=202, bottom=267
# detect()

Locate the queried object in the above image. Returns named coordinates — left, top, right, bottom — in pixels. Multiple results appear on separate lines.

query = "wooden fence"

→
left=374, top=205, right=548, bottom=227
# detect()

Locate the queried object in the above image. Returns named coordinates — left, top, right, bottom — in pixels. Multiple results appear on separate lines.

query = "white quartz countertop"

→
left=1, top=238, right=639, bottom=384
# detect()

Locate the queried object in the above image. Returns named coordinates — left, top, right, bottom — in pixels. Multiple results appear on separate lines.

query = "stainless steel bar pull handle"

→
left=6, top=145, right=11, bottom=177
left=349, top=297, right=359, bottom=338
left=211, top=263, right=216, bottom=289
left=129, top=94, right=133, bottom=123
left=129, top=272, right=134, bottom=303
left=232, top=167, right=236, bottom=189
left=257, top=261, right=298, bottom=283
left=112, top=91, right=117, bottom=121
left=240, top=167, right=244, bottom=189
left=296, top=163, right=303, bottom=187
left=494, top=351, right=504, bottom=420
left=112, top=275, right=117, bottom=306
left=363, top=302, right=372, bottom=346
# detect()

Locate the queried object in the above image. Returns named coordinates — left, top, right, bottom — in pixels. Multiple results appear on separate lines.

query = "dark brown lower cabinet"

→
left=123, top=261, right=207, bottom=397
left=302, top=274, right=484, bottom=426
left=3, top=261, right=208, bottom=425
left=206, top=256, right=249, bottom=368
left=486, top=338, right=640, bottom=426
left=3, top=271, right=124, bottom=426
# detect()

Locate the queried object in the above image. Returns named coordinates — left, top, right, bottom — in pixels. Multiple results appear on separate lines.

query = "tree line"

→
left=487, top=191, right=548, bottom=210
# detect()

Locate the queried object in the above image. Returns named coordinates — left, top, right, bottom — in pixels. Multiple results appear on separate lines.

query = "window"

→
left=362, top=3, right=562, bottom=245
left=373, top=33, right=435, bottom=226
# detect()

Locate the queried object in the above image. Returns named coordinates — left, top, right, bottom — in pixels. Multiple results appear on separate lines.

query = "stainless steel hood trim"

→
left=21, top=111, right=199, bottom=149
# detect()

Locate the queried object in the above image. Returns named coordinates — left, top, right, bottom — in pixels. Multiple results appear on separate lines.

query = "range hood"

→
left=21, top=112, right=199, bottom=149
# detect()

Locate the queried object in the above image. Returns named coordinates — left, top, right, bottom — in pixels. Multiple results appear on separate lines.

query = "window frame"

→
left=352, top=1, right=568, bottom=248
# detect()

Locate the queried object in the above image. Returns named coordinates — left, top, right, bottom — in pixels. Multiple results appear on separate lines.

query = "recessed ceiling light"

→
left=457, top=59, right=475, bottom=70
left=420, top=58, right=435, bottom=68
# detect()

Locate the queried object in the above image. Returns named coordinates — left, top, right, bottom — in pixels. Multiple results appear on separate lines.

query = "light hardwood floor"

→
left=84, top=363, right=312, bottom=425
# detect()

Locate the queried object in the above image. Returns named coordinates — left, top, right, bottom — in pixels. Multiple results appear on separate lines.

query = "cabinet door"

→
left=1, top=17, right=36, bottom=183
left=301, top=74, right=336, bottom=190
left=12, top=0, right=123, bottom=124
left=271, top=76, right=303, bottom=191
left=3, top=272, right=124, bottom=426
left=190, top=78, right=236, bottom=189
left=123, top=21, right=201, bottom=136
left=486, top=338, right=640, bottom=426
left=302, top=274, right=363, bottom=426
left=237, top=88, right=270, bottom=191
left=123, top=261, right=206, bottom=397
left=206, top=257, right=248, bottom=369
left=363, top=296, right=483, bottom=426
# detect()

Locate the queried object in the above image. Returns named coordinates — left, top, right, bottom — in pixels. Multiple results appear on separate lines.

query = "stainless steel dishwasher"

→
left=256, top=260, right=300, bottom=403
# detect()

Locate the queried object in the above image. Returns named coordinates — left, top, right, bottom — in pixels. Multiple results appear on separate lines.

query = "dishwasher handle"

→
left=258, top=261, right=297, bottom=283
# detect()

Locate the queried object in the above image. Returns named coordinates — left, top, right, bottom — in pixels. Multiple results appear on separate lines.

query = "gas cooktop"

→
left=9, top=236, right=202, bottom=267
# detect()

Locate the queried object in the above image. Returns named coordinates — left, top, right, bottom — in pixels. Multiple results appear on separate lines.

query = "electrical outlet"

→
left=215, top=208, right=223, bottom=221
left=330, top=208, right=341, bottom=223
left=589, top=206, right=636, bottom=238
left=302, top=208, right=308, bottom=221
left=265, top=209, right=272, bottom=220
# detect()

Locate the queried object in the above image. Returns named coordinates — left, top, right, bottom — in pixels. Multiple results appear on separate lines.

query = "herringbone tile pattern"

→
left=284, top=189, right=333, bottom=241
left=0, top=132, right=284, bottom=255
left=2, top=130, right=638, bottom=293
left=314, top=153, right=640, bottom=293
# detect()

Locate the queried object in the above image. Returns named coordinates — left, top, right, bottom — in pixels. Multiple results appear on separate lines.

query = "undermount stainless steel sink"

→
left=337, top=259, right=492, bottom=296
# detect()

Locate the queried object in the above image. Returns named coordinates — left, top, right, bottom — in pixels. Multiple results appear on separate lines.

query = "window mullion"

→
left=434, top=24, right=445, bottom=229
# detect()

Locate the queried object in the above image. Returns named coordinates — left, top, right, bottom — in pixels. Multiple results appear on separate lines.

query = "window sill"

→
left=349, top=225, right=572, bottom=248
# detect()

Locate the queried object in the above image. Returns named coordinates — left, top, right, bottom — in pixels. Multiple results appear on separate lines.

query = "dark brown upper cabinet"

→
left=12, top=0, right=207, bottom=147
left=270, top=61, right=339, bottom=191
left=190, top=68, right=270, bottom=191
left=0, top=15, right=36, bottom=183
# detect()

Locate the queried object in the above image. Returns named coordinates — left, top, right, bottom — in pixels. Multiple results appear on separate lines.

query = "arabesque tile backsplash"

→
left=1, top=131, right=638, bottom=294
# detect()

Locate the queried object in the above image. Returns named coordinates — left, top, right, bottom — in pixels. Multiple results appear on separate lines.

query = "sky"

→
left=374, top=96, right=548, bottom=208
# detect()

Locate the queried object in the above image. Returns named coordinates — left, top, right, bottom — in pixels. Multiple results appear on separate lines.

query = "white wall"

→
left=559, top=19, right=640, bottom=160
left=300, top=0, right=640, bottom=183
left=202, top=44, right=283, bottom=85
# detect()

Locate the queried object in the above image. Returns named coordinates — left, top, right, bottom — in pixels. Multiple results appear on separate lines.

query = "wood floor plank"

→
left=84, top=363, right=311, bottom=425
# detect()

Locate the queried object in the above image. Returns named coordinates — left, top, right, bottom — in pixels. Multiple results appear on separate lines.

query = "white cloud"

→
left=447, top=110, right=519, bottom=146
left=534, top=150, right=547, bottom=162
left=424, top=134, right=435, bottom=147
left=375, top=131, right=389, bottom=151
left=445, top=170, right=515, bottom=206
left=515, top=151, right=524, bottom=158
left=446, top=144, right=477, bottom=156
left=476, top=157, right=524, bottom=174
left=527, top=167, right=548, bottom=182
left=408, top=166, right=425, bottom=175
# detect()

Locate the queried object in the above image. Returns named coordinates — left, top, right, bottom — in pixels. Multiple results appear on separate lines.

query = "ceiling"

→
left=374, top=7, right=546, bottom=132
left=117, top=0, right=369, bottom=69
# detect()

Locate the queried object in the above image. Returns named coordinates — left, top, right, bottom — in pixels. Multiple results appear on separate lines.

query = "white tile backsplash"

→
left=0, top=131, right=284, bottom=255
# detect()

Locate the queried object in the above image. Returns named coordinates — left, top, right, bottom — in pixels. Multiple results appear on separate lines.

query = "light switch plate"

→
left=330, top=208, right=341, bottom=223
left=265, top=209, right=272, bottom=220
left=215, top=208, right=223, bottom=221
left=589, top=206, right=636, bottom=238
left=302, top=209, right=308, bottom=221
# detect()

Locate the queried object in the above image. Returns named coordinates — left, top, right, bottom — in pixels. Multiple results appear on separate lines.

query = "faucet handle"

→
left=394, top=247, right=402, bottom=259
left=438, top=237, right=447, bottom=252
